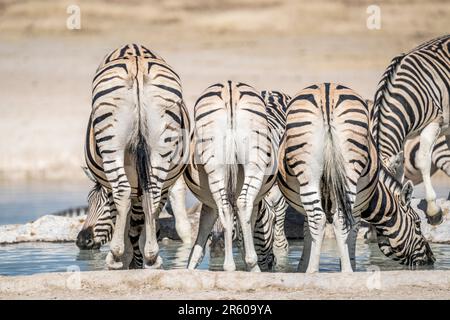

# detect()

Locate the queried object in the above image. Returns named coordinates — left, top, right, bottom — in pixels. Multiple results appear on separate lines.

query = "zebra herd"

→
left=78, top=35, right=449, bottom=272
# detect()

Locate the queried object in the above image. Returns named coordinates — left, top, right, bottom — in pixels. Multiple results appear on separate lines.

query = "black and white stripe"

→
left=404, top=134, right=450, bottom=185
left=278, top=83, right=367, bottom=272
left=372, top=35, right=449, bottom=225
left=84, top=43, right=190, bottom=269
left=184, top=81, right=278, bottom=272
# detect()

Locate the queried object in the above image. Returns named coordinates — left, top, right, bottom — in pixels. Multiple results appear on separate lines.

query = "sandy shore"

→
left=0, top=0, right=449, bottom=184
left=1, top=269, right=449, bottom=300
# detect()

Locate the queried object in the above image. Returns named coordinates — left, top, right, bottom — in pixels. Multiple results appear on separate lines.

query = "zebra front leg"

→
left=416, top=121, right=443, bottom=225
left=347, top=215, right=360, bottom=271
left=301, top=188, right=326, bottom=273
left=298, top=217, right=312, bottom=272
left=187, top=204, right=218, bottom=269
left=128, top=200, right=144, bottom=269
left=169, top=178, right=192, bottom=244
left=269, top=185, right=289, bottom=255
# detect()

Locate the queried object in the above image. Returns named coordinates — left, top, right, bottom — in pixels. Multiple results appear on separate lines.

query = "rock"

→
left=0, top=215, right=86, bottom=244
left=0, top=203, right=203, bottom=245
left=1, top=199, right=448, bottom=244
left=413, top=198, right=450, bottom=243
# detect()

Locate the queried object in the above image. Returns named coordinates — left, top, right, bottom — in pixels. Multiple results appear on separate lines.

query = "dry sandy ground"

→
left=0, top=0, right=449, bottom=184
left=1, top=269, right=449, bottom=300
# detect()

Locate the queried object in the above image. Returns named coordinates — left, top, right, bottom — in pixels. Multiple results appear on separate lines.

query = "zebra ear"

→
left=81, top=166, right=96, bottom=183
left=400, top=180, right=414, bottom=205
left=387, top=151, right=404, bottom=181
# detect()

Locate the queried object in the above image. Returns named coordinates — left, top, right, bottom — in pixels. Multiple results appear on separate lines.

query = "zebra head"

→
left=76, top=168, right=115, bottom=250
left=375, top=178, right=435, bottom=267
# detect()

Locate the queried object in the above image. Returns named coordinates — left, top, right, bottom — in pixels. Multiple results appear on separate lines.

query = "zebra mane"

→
left=372, top=53, right=406, bottom=146
left=407, top=34, right=450, bottom=54
left=379, top=162, right=408, bottom=199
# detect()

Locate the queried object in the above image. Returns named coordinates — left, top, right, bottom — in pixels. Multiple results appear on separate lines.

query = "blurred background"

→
left=0, top=0, right=448, bottom=223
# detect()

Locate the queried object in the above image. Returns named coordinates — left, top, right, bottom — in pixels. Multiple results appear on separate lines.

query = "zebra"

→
left=84, top=44, right=190, bottom=269
left=184, top=81, right=278, bottom=272
left=278, top=83, right=435, bottom=271
left=278, top=83, right=366, bottom=272
left=363, top=100, right=449, bottom=243
left=50, top=206, right=88, bottom=218
left=372, top=35, right=449, bottom=225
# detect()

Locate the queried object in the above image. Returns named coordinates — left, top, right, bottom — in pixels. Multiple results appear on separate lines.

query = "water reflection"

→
left=1, top=239, right=450, bottom=276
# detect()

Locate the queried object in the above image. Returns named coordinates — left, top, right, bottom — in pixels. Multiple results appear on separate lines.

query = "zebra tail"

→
left=224, top=129, right=237, bottom=210
left=133, top=64, right=153, bottom=217
left=323, top=129, right=354, bottom=228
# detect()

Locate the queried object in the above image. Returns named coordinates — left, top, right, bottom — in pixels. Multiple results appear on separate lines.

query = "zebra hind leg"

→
left=236, top=170, right=264, bottom=272
left=300, top=187, right=326, bottom=273
left=102, top=152, right=132, bottom=270
left=416, top=121, right=443, bottom=225
left=331, top=205, right=353, bottom=273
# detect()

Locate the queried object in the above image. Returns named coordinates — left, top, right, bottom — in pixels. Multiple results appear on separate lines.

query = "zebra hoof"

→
left=249, top=264, right=261, bottom=272
left=426, top=210, right=443, bottom=226
left=144, top=255, right=163, bottom=269
left=105, top=252, right=124, bottom=270
left=223, top=263, right=236, bottom=272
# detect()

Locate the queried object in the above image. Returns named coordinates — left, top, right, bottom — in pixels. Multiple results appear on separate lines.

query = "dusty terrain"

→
left=0, top=0, right=449, bottom=185
left=0, top=1, right=448, bottom=300
left=1, top=269, right=449, bottom=300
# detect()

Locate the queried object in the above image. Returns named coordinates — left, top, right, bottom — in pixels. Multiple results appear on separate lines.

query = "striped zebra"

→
left=372, top=35, right=449, bottom=225
left=261, top=90, right=290, bottom=253
left=84, top=44, right=190, bottom=269
left=279, top=83, right=434, bottom=270
left=184, top=81, right=278, bottom=272
left=278, top=83, right=366, bottom=272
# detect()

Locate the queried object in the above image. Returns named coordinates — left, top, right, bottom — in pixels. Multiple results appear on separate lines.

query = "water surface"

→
left=1, top=239, right=449, bottom=276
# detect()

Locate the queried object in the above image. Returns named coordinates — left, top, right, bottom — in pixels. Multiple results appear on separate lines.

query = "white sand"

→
left=1, top=269, right=449, bottom=299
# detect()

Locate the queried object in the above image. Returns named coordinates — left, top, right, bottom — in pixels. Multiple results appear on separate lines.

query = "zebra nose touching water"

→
left=83, top=44, right=190, bottom=270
